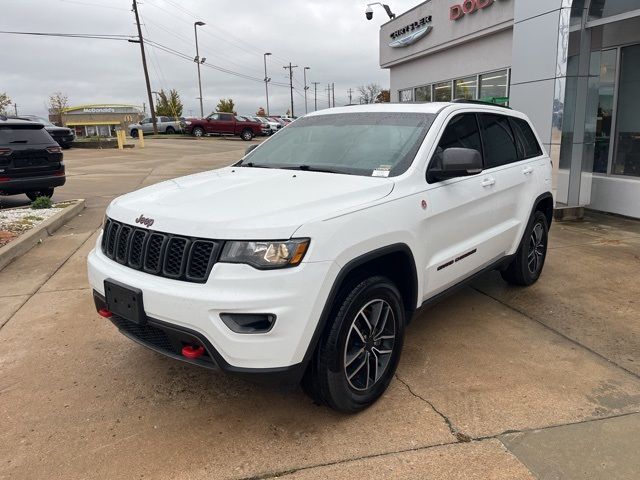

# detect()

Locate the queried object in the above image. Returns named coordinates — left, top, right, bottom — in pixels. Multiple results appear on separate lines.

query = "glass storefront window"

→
left=434, top=81, right=452, bottom=102
left=589, top=0, right=640, bottom=21
left=454, top=76, right=477, bottom=100
left=414, top=85, right=431, bottom=102
left=592, top=49, right=617, bottom=173
left=479, top=70, right=509, bottom=104
left=612, top=44, right=640, bottom=177
left=399, top=89, right=413, bottom=102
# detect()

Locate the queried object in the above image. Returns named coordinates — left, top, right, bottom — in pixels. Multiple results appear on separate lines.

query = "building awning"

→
left=66, top=121, right=119, bottom=126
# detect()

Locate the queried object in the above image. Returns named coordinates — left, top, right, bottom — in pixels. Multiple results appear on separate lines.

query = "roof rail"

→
left=450, top=99, right=511, bottom=109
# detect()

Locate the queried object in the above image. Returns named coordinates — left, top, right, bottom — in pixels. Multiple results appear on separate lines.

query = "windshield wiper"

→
left=239, top=161, right=273, bottom=168
left=282, top=165, right=349, bottom=175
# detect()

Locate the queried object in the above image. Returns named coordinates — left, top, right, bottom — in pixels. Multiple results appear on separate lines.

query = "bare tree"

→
left=357, top=83, right=382, bottom=104
left=376, top=89, right=391, bottom=103
left=49, top=92, right=69, bottom=125
left=0, top=92, right=12, bottom=115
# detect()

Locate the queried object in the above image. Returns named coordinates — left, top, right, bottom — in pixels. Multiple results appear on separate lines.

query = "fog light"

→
left=220, top=313, right=276, bottom=334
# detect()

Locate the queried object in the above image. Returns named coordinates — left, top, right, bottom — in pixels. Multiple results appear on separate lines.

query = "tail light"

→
left=46, top=146, right=62, bottom=154
left=0, top=147, right=11, bottom=156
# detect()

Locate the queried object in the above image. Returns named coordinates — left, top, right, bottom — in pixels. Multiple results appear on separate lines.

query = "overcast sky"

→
left=1, top=0, right=417, bottom=118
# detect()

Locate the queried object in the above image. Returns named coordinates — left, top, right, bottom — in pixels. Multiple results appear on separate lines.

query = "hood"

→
left=107, top=167, right=394, bottom=239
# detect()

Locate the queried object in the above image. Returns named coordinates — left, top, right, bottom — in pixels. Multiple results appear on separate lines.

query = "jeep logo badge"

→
left=135, top=214, right=154, bottom=228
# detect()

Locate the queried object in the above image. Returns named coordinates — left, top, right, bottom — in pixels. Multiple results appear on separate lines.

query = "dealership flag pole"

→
left=131, top=0, right=158, bottom=135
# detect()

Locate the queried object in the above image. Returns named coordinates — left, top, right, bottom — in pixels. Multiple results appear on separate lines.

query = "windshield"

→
left=241, top=112, right=436, bottom=176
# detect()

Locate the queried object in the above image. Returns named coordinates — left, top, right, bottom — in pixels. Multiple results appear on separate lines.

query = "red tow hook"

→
left=182, top=344, right=205, bottom=359
left=98, top=308, right=113, bottom=318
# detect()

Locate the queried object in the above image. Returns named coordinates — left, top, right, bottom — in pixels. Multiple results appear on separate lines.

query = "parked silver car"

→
left=128, top=116, right=183, bottom=137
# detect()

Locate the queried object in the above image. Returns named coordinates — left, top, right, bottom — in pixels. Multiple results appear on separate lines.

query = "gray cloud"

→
left=1, top=0, right=417, bottom=117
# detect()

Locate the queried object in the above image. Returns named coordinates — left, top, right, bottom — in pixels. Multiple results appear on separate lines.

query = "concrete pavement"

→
left=1, top=139, right=639, bottom=479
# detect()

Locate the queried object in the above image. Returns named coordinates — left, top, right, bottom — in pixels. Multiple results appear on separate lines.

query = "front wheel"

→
left=241, top=129, right=254, bottom=141
left=302, top=275, right=405, bottom=413
left=192, top=127, right=205, bottom=137
left=501, top=211, right=549, bottom=286
left=130, top=129, right=138, bottom=138
left=26, top=188, right=54, bottom=201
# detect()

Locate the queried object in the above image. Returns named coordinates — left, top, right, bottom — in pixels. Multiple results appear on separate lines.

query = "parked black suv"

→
left=9, top=115, right=75, bottom=149
left=0, top=116, right=66, bottom=200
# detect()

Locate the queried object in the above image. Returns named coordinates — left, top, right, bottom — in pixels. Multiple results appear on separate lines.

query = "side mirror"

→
left=428, top=148, right=482, bottom=182
left=245, top=144, right=259, bottom=155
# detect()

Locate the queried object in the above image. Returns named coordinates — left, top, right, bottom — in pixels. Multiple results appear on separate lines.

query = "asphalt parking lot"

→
left=1, top=138, right=639, bottom=479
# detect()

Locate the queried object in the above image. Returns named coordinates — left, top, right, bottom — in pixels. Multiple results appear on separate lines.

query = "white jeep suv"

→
left=88, top=102, right=553, bottom=412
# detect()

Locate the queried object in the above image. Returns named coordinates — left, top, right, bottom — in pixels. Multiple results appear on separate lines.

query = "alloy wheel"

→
left=527, top=221, right=545, bottom=274
left=343, top=299, right=396, bottom=391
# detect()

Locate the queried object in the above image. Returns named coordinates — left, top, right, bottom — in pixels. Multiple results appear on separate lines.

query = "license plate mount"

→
left=104, top=279, right=146, bottom=324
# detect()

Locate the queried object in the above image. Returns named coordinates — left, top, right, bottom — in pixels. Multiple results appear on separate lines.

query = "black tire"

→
left=501, top=211, right=549, bottom=286
left=26, top=188, right=54, bottom=201
left=302, top=275, right=405, bottom=413
left=192, top=127, right=205, bottom=137
left=165, top=126, right=175, bottom=134
left=130, top=129, right=138, bottom=138
left=241, top=129, right=254, bottom=141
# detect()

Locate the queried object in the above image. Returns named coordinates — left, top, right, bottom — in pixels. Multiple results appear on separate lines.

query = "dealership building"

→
left=53, top=104, right=144, bottom=138
left=379, top=0, right=640, bottom=218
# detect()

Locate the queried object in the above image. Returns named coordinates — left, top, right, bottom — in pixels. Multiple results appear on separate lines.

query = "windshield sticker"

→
left=372, top=166, right=391, bottom=177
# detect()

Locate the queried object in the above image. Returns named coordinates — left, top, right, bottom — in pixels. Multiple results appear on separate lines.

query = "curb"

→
left=0, top=199, right=86, bottom=271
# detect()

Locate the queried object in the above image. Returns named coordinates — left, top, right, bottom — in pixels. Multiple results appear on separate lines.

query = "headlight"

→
left=185, top=120, right=192, bottom=125
left=220, top=239, right=310, bottom=269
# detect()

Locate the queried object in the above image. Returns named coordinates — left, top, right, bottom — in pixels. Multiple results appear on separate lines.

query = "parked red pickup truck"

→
left=184, top=113, right=268, bottom=140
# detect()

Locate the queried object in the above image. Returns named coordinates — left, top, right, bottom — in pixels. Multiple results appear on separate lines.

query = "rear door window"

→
left=220, top=114, right=234, bottom=121
left=478, top=114, right=519, bottom=168
left=0, top=125, right=53, bottom=145
left=509, top=117, right=543, bottom=159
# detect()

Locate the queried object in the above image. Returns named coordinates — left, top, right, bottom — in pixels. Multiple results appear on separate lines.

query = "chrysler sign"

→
left=389, top=15, right=433, bottom=48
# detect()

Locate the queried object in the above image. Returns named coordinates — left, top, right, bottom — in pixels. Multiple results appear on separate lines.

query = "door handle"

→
left=522, top=166, right=534, bottom=175
left=481, top=177, right=496, bottom=187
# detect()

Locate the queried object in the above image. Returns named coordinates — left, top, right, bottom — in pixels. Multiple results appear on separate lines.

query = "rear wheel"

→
left=302, top=275, right=405, bottom=413
left=241, top=129, right=254, bottom=141
left=165, top=126, right=175, bottom=134
left=26, top=188, right=54, bottom=201
left=501, top=211, right=549, bottom=286
left=192, top=127, right=205, bottom=137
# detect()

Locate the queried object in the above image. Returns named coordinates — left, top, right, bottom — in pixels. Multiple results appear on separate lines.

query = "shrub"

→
left=31, top=196, right=53, bottom=209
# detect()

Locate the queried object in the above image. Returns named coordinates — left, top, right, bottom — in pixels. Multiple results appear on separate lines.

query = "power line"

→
left=0, top=30, right=134, bottom=41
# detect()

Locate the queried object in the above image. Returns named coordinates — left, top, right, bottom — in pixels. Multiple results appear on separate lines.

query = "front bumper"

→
left=87, top=238, right=338, bottom=380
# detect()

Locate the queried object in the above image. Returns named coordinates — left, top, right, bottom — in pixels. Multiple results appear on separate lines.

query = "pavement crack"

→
left=394, top=373, right=470, bottom=442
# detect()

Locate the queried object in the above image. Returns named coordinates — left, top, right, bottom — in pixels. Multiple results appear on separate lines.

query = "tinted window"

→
left=0, top=125, right=53, bottom=145
left=509, top=117, right=542, bottom=159
left=479, top=114, right=518, bottom=168
left=243, top=112, right=436, bottom=177
left=430, top=113, right=482, bottom=171
left=220, top=113, right=234, bottom=121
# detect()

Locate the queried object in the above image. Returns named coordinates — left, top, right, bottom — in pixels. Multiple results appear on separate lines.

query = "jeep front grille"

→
left=101, top=218, right=221, bottom=283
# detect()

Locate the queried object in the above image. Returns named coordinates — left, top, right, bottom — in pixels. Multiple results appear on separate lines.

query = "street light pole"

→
left=263, top=52, right=272, bottom=116
left=194, top=21, right=206, bottom=118
left=303, top=67, right=310, bottom=114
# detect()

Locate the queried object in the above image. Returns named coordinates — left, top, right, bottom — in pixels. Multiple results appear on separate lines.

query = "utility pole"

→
left=326, top=84, right=331, bottom=108
left=303, top=67, right=310, bottom=114
left=348, top=88, right=354, bottom=105
left=332, top=83, right=335, bottom=108
left=264, top=53, right=272, bottom=116
left=283, top=63, right=298, bottom=117
left=13, top=103, right=17, bottom=116
left=312, top=82, right=320, bottom=111
left=132, top=0, right=158, bottom=134
left=194, top=21, right=206, bottom=118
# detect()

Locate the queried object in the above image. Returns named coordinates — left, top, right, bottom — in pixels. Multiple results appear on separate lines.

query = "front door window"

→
left=592, top=49, right=617, bottom=173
